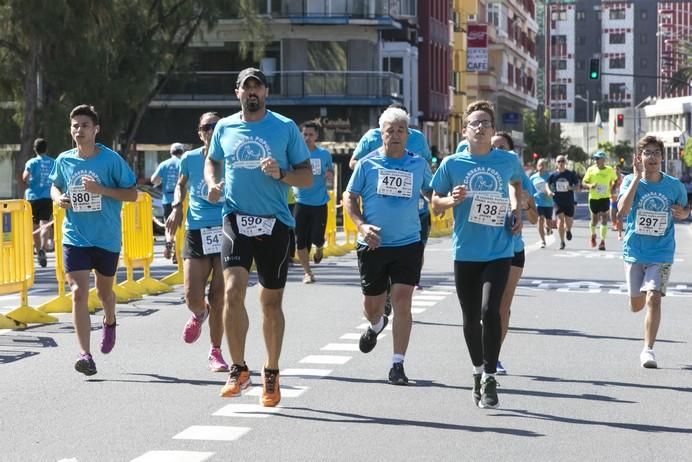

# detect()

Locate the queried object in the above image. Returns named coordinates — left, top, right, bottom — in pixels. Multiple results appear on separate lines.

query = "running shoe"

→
left=590, top=234, right=597, bottom=248
left=598, top=240, right=606, bottom=251
left=496, top=361, right=507, bottom=375
left=472, top=374, right=482, bottom=406
left=75, top=353, right=97, bottom=376
left=163, top=241, right=173, bottom=259
left=640, top=349, right=657, bottom=368
left=384, top=293, right=392, bottom=317
left=313, top=247, right=323, bottom=264
left=220, top=363, right=251, bottom=397
left=302, top=272, right=315, bottom=284
left=100, top=319, right=117, bottom=354
left=208, top=347, right=229, bottom=372
left=182, top=306, right=209, bottom=344
left=478, top=376, right=499, bottom=409
left=37, top=249, right=47, bottom=268
left=261, top=368, right=281, bottom=407
left=560, top=241, right=566, bottom=250
left=388, top=362, right=409, bottom=385
left=540, top=241, right=546, bottom=248
left=359, top=316, right=389, bottom=353
left=566, top=230, right=572, bottom=241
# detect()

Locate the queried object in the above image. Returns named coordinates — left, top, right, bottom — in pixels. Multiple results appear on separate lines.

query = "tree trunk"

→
left=15, top=39, right=40, bottom=199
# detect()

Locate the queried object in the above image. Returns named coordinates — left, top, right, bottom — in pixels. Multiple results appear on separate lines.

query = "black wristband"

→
left=278, top=169, right=286, bottom=180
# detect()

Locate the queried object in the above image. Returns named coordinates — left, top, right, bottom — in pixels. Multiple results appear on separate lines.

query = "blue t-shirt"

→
left=48, top=144, right=136, bottom=253
left=294, top=146, right=333, bottom=206
left=530, top=172, right=553, bottom=208
left=619, top=173, right=687, bottom=264
left=514, top=164, right=536, bottom=253
left=208, top=110, right=310, bottom=228
left=347, top=151, right=432, bottom=247
left=431, top=148, right=522, bottom=262
left=152, top=156, right=181, bottom=205
left=179, top=147, right=224, bottom=230
left=353, top=128, right=431, bottom=162
left=24, top=155, right=55, bottom=200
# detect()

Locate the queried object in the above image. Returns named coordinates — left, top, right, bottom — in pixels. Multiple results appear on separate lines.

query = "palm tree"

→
left=667, top=40, right=692, bottom=93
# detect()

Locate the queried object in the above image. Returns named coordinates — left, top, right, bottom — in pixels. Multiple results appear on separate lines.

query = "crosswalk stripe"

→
left=213, top=404, right=281, bottom=418
left=280, top=367, right=332, bottom=377
left=321, top=343, right=361, bottom=351
left=245, top=385, right=309, bottom=398
left=301, top=354, right=352, bottom=364
left=172, top=425, right=250, bottom=441
left=130, top=450, right=215, bottom=462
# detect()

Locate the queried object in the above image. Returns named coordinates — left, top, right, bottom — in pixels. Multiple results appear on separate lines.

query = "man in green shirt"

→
left=582, top=151, right=618, bottom=250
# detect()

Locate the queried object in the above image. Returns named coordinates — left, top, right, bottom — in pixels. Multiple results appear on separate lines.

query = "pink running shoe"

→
left=208, top=347, right=229, bottom=372
left=100, top=319, right=117, bottom=354
left=182, top=307, right=209, bottom=344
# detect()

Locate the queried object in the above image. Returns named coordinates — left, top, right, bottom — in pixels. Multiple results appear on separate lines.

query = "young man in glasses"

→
left=205, top=68, right=312, bottom=407
left=617, top=136, right=689, bottom=369
left=151, top=142, right=184, bottom=260
left=547, top=155, right=579, bottom=249
left=167, top=112, right=229, bottom=373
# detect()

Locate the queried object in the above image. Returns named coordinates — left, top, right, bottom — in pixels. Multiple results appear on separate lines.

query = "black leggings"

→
left=454, top=258, right=511, bottom=374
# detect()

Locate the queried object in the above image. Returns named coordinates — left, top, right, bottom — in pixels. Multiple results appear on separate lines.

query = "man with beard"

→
left=205, top=68, right=312, bottom=407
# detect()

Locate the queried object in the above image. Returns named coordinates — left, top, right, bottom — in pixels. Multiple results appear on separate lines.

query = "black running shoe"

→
left=388, top=362, right=409, bottom=385
left=75, top=353, right=97, bottom=376
left=478, top=376, right=499, bottom=409
left=559, top=241, right=566, bottom=250
left=472, top=374, right=482, bottom=405
left=359, top=316, right=389, bottom=353
left=384, top=293, right=392, bottom=317
left=566, top=230, right=572, bottom=241
left=37, top=249, right=47, bottom=267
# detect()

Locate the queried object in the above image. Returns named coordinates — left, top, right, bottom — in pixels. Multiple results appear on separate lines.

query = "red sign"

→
left=466, top=24, right=488, bottom=72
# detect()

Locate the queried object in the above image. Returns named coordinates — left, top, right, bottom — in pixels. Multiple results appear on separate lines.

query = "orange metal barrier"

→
left=1, top=200, right=57, bottom=328
left=161, top=197, right=187, bottom=286
left=322, top=191, right=347, bottom=257
left=340, top=191, right=359, bottom=251
left=119, top=192, right=171, bottom=295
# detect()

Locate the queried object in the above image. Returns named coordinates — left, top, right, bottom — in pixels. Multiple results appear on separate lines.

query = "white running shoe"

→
left=640, top=349, right=657, bottom=369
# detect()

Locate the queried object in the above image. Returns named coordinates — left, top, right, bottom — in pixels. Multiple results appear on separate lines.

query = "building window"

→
left=558, top=9, right=567, bottom=21
left=576, top=11, right=586, bottom=20
left=640, top=34, right=647, bottom=45
left=640, top=9, right=647, bottom=20
left=551, top=108, right=567, bottom=119
left=640, top=58, right=648, bottom=68
left=609, top=9, right=626, bottom=20
left=551, top=84, right=567, bottom=100
left=610, top=57, right=625, bottom=69
left=609, top=33, right=626, bottom=44
left=609, top=83, right=627, bottom=100
left=553, top=59, right=568, bottom=70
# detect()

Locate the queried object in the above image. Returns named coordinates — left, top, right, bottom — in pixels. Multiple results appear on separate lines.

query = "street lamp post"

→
left=576, top=90, right=590, bottom=153
left=634, top=96, right=656, bottom=157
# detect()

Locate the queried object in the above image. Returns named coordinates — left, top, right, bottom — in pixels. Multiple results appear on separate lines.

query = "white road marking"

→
left=417, top=290, right=453, bottom=296
left=213, top=404, right=282, bottom=418
left=130, top=450, right=215, bottom=462
left=321, top=343, right=361, bottom=351
left=301, top=354, right=352, bottom=364
left=339, top=333, right=362, bottom=340
left=245, top=385, right=309, bottom=398
left=411, top=301, right=436, bottom=307
left=172, top=425, right=251, bottom=441
left=280, top=368, right=332, bottom=377
left=412, top=295, right=446, bottom=301
left=411, top=308, right=426, bottom=314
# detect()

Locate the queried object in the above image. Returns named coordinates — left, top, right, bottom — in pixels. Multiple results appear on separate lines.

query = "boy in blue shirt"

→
left=151, top=142, right=183, bottom=260
left=23, top=138, right=55, bottom=267
left=617, top=136, right=689, bottom=369
left=530, top=158, right=554, bottom=248
left=294, top=121, right=334, bottom=283
left=49, top=105, right=137, bottom=376
left=166, top=112, right=229, bottom=373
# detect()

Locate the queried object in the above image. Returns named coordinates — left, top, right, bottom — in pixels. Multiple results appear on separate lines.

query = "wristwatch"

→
left=278, top=169, right=286, bottom=180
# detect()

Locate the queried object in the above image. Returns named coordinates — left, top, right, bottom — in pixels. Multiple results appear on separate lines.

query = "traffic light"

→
left=617, top=114, right=624, bottom=127
left=589, top=58, right=600, bottom=80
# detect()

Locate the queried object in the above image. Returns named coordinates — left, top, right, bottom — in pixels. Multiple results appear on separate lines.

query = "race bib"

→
left=200, top=226, right=222, bottom=255
left=635, top=209, right=668, bottom=236
left=236, top=214, right=276, bottom=237
left=310, top=158, right=321, bottom=175
left=555, top=180, right=569, bottom=192
left=595, top=184, right=608, bottom=195
left=533, top=180, right=546, bottom=193
left=469, top=194, right=509, bottom=227
left=69, top=184, right=102, bottom=212
left=377, top=169, right=413, bottom=198
left=418, top=198, right=426, bottom=210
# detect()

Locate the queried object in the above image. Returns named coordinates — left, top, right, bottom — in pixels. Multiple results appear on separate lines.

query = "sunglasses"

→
left=557, top=159, right=566, bottom=163
left=198, top=122, right=217, bottom=132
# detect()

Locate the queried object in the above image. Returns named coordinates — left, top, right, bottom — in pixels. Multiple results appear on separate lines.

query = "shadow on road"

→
left=516, top=374, right=692, bottom=394
left=509, top=326, right=683, bottom=344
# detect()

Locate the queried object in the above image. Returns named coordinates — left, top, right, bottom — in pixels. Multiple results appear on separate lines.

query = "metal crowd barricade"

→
left=119, top=192, right=171, bottom=295
left=340, top=191, right=359, bottom=251
left=1, top=200, right=57, bottom=328
left=37, top=205, right=73, bottom=313
left=322, top=191, right=347, bottom=257
left=161, top=197, right=187, bottom=286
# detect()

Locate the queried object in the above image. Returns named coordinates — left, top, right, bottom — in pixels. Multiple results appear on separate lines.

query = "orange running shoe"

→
left=220, top=363, right=251, bottom=397
left=261, top=368, right=281, bottom=407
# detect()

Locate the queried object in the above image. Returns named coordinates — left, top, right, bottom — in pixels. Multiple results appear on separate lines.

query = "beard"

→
left=244, top=97, right=262, bottom=112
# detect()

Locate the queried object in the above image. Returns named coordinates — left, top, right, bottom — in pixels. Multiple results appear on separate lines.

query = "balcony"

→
left=152, top=71, right=403, bottom=106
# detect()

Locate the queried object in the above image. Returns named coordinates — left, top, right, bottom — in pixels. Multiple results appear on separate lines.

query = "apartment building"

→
left=658, top=1, right=692, bottom=98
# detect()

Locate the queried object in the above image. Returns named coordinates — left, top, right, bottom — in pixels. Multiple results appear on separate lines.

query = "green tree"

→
left=523, top=106, right=568, bottom=163
left=668, top=40, right=692, bottom=93
left=563, top=144, right=588, bottom=163
left=682, top=138, right=692, bottom=168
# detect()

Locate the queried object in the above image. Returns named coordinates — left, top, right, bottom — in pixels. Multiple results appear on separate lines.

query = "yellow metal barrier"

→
left=322, top=191, right=347, bottom=257
left=37, top=205, right=73, bottom=313
left=1, top=200, right=57, bottom=327
left=119, top=192, right=171, bottom=295
left=160, top=197, right=187, bottom=286
left=340, top=192, right=359, bottom=251
left=430, top=208, right=453, bottom=237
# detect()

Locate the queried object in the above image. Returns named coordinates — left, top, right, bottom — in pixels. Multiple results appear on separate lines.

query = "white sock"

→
left=392, top=354, right=405, bottom=364
left=482, top=372, right=496, bottom=381
left=370, top=316, right=384, bottom=333
left=473, top=365, right=484, bottom=375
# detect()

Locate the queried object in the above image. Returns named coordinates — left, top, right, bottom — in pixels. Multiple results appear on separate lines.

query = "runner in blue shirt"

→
left=530, top=158, right=554, bottom=248
left=49, top=105, right=137, bottom=376
left=166, top=112, right=229, bottom=374
left=205, top=68, right=312, bottom=407
left=23, top=138, right=55, bottom=267
left=431, top=100, right=523, bottom=409
left=293, top=121, right=334, bottom=283
left=617, top=135, right=689, bottom=369
left=345, top=107, right=432, bottom=386
left=151, top=142, right=183, bottom=260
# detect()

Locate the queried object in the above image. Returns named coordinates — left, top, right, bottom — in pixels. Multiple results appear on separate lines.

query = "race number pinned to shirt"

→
left=595, top=184, right=608, bottom=195
left=236, top=214, right=276, bottom=237
left=69, top=184, right=102, bottom=212
left=555, top=180, right=569, bottom=193
left=635, top=209, right=668, bottom=236
left=469, top=194, right=509, bottom=227
left=200, top=226, right=222, bottom=255
left=310, top=158, right=321, bottom=175
left=377, top=169, right=413, bottom=198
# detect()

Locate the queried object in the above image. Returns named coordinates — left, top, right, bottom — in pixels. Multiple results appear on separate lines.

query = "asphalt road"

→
left=2, top=210, right=692, bottom=462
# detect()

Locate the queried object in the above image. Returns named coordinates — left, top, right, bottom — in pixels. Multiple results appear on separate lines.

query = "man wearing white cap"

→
left=151, top=142, right=184, bottom=260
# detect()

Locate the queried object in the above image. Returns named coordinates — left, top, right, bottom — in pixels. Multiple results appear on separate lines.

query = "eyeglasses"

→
left=557, top=159, right=566, bottom=163
left=198, top=123, right=217, bottom=132
left=466, top=120, right=493, bottom=129
left=641, top=149, right=662, bottom=156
